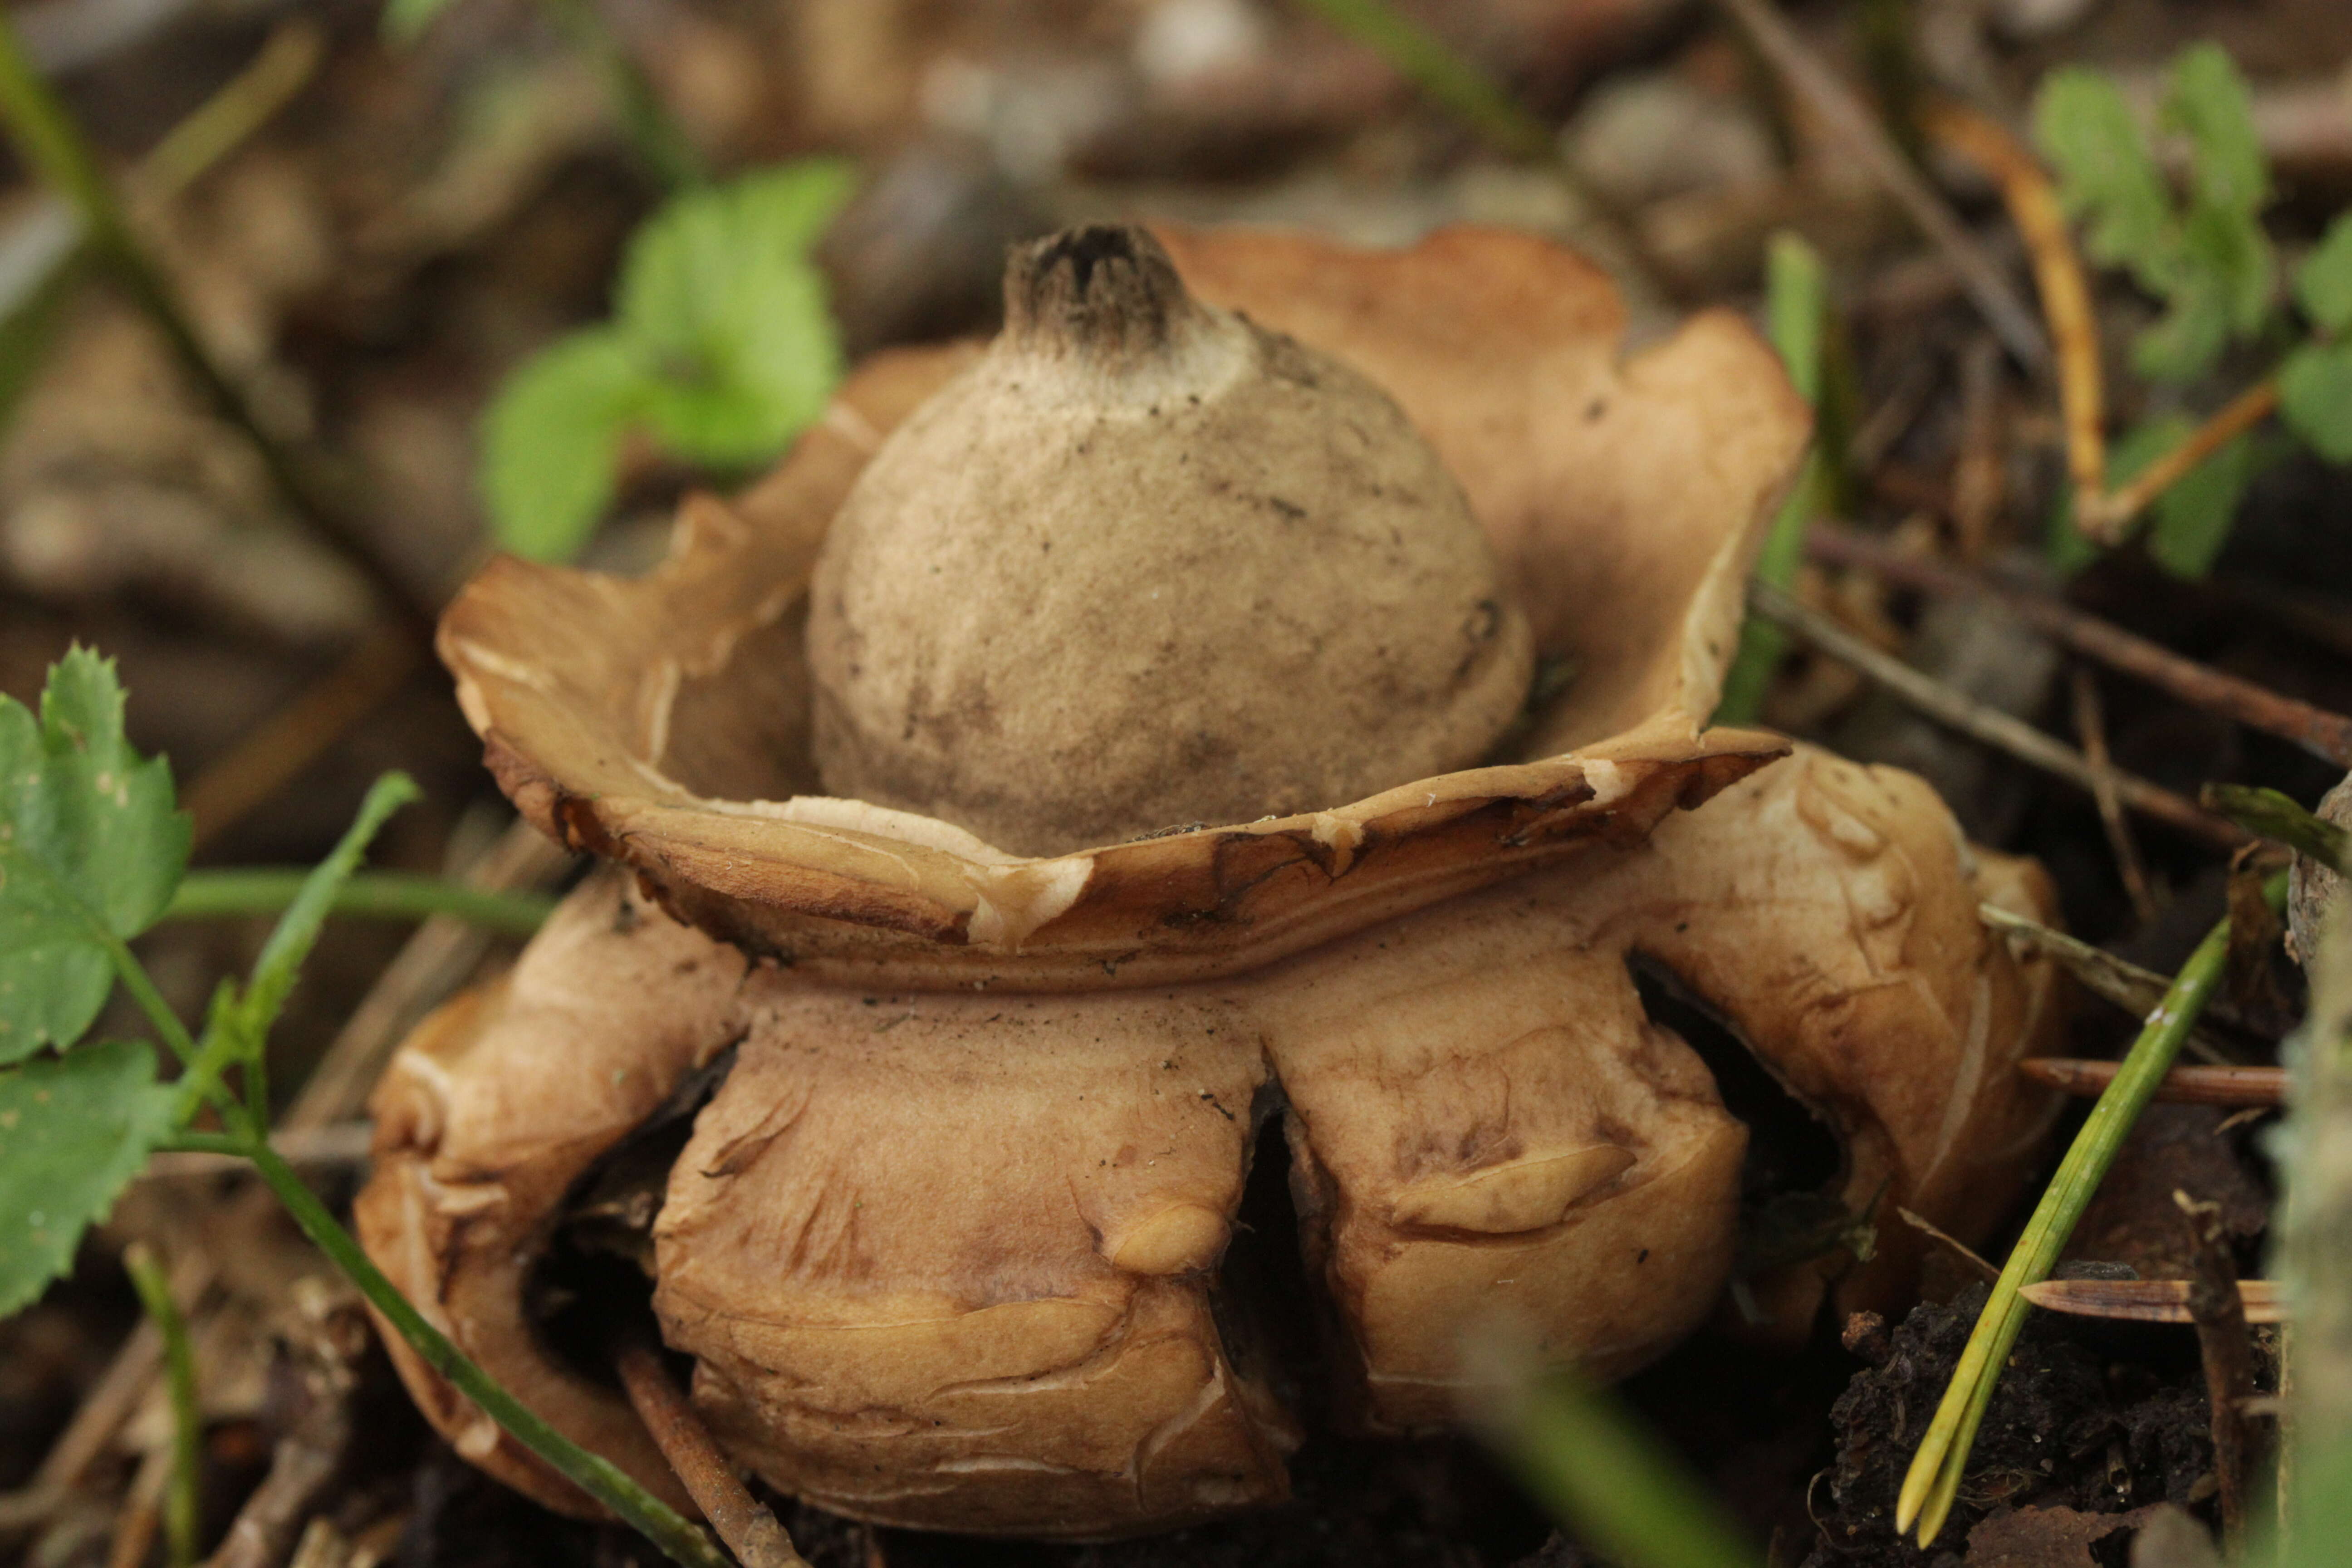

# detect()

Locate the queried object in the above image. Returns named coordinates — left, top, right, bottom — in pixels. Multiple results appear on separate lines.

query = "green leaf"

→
left=381, top=0, right=462, bottom=46
left=2164, top=44, right=2266, bottom=220
left=2145, top=431, right=2256, bottom=580
left=0, top=1039, right=178, bottom=1315
left=2295, top=211, right=2352, bottom=336
left=2035, top=67, right=2175, bottom=291
left=479, top=328, right=647, bottom=564
left=2108, top=416, right=2244, bottom=578
left=615, top=162, right=853, bottom=468
left=2043, top=484, right=2101, bottom=577
left=2133, top=280, right=2234, bottom=384
left=2177, top=204, right=2273, bottom=339
left=0, top=650, right=190, bottom=1063
left=2282, top=338, right=2352, bottom=463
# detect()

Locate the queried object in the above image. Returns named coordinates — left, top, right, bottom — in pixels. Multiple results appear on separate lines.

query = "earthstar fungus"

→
left=359, top=223, right=2067, bottom=1539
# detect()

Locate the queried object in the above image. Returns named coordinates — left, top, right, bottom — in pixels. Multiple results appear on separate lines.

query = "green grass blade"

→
left=1898, top=909, right=2242, bottom=1543
left=1291, top=0, right=1554, bottom=159
left=239, top=1137, right=730, bottom=1568
left=1477, top=1365, right=1756, bottom=1568
left=2202, top=783, right=2352, bottom=875
left=1715, top=231, right=1828, bottom=726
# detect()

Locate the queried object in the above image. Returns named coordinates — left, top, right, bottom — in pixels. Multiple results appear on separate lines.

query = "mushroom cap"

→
left=354, top=744, right=2065, bottom=1535
left=805, top=226, right=1535, bottom=856
left=436, top=225, right=1811, bottom=988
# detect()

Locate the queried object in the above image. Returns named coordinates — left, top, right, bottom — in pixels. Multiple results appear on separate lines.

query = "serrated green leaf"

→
left=2282, top=339, right=2352, bottom=463
left=381, top=0, right=462, bottom=46
left=2164, top=44, right=2266, bottom=220
left=2295, top=212, right=2352, bottom=336
left=2035, top=67, right=2176, bottom=291
left=0, top=651, right=189, bottom=1063
left=0, top=1039, right=177, bottom=1315
left=479, top=328, right=647, bottom=564
left=614, top=162, right=853, bottom=468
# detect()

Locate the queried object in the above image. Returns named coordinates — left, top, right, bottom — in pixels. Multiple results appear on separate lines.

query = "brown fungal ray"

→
left=1256, top=745, right=2066, bottom=1426
left=435, top=223, right=1809, bottom=987
left=651, top=984, right=1296, bottom=1538
left=355, top=749, right=2062, bottom=1535
left=353, top=873, right=750, bottom=1519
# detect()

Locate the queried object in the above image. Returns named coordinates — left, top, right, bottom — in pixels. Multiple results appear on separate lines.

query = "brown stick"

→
left=182, top=622, right=424, bottom=849
left=2022, top=1277, right=2283, bottom=1326
left=2084, top=379, right=2281, bottom=542
left=2071, top=669, right=2160, bottom=926
left=1748, top=580, right=2248, bottom=848
left=1707, top=0, right=2048, bottom=370
left=1926, top=101, right=2105, bottom=506
left=2020, top=1058, right=2287, bottom=1106
left=1950, top=334, right=2007, bottom=561
left=615, top=1341, right=808, bottom=1568
left=1980, top=903, right=2249, bottom=1064
left=2177, top=1191, right=2255, bottom=1557
left=1808, top=526, right=2352, bottom=768
left=1896, top=1206, right=1999, bottom=1282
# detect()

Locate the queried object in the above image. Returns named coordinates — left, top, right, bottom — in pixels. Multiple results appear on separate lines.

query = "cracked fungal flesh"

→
left=355, top=745, right=2065, bottom=1537
left=806, top=225, right=1534, bottom=857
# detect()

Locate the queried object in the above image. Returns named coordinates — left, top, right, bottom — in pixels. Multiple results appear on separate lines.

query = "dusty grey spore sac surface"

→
left=805, top=225, right=1533, bottom=858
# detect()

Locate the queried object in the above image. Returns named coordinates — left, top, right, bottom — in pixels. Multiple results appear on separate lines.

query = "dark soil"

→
left=1803, top=1280, right=2248, bottom=1568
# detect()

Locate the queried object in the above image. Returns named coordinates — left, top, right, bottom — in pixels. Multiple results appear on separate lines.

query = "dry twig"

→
left=1747, top=579, right=2246, bottom=848
left=1707, top=0, right=2047, bottom=370
left=183, top=623, right=425, bottom=850
left=2089, top=379, right=2283, bottom=540
left=1925, top=101, right=2284, bottom=545
left=2177, top=1191, right=2255, bottom=1555
left=1981, top=904, right=2250, bottom=1063
left=1896, top=1206, right=1998, bottom=1283
left=1808, top=526, right=2352, bottom=768
left=1926, top=103, right=2102, bottom=502
left=2021, top=1058, right=2286, bottom=1106
left=615, top=1341, right=808, bottom=1568
left=2071, top=668, right=2160, bottom=926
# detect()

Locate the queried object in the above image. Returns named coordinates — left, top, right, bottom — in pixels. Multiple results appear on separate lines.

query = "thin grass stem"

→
left=165, top=870, right=556, bottom=936
left=234, top=1134, right=729, bottom=1568
left=122, top=1243, right=199, bottom=1568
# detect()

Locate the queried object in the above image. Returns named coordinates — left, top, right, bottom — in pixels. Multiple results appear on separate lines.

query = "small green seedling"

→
left=0, top=649, right=726, bottom=1567
left=2037, top=44, right=2352, bottom=578
left=479, top=162, right=854, bottom=564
